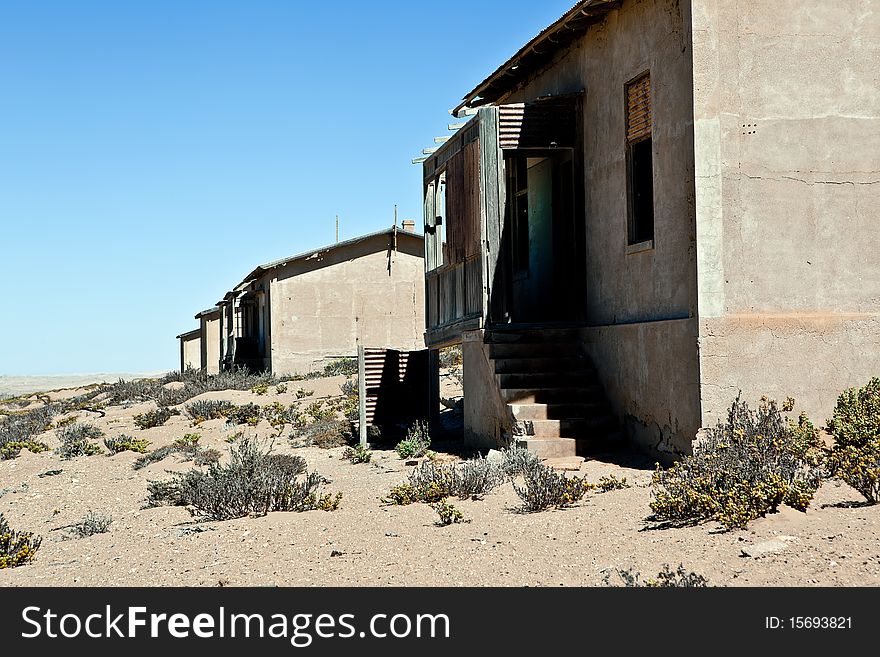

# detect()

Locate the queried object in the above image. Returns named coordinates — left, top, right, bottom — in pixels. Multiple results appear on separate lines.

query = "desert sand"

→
left=1, top=375, right=878, bottom=588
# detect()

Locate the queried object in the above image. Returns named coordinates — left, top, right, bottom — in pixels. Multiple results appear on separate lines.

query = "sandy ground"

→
left=0, top=374, right=167, bottom=398
left=1, top=376, right=878, bottom=588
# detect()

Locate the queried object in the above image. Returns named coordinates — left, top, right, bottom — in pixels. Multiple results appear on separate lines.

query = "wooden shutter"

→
left=626, top=73, right=652, bottom=143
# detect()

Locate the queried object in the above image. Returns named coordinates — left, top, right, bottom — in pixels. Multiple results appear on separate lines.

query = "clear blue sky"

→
left=0, top=0, right=573, bottom=375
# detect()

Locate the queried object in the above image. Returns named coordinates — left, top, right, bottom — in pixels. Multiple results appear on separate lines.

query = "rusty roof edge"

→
left=453, top=0, right=618, bottom=115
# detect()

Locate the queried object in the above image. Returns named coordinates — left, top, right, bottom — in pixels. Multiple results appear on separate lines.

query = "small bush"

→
left=342, top=444, right=372, bottom=464
left=396, top=421, right=431, bottom=459
left=597, top=475, right=630, bottom=492
left=104, top=435, right=151, bottom=455
left=828, top=378, right=880, bottom=449
left=146, top=438, right=329, bottom=521
left=133, top=407, right=180, bottom=430
left=297, top=388, right=316, bottom=400
left=452, top=455, right=505, bottom=499
left=650, top=396, right=825, bottom=530
left=174, top=433, right=201, bottom=448
left=194, top=448, right=222, bottom=467
left=0, top=513, right=41, bottom=568
left=514, top=465, right=593, bottom=512
left=433, top=500, right=469, bottom=526
left=439, top=345, right=463, bottom=369
left=54, top=415, right=79, bottom=429
left=0, top=405, right=55, bottom=460
left=314, top=492, right=343, bottom=512
left=0, top=440, right=49, bottom=460
left=275, top=384, right=288, bottom=395
left=340, top=379, right=357, bottom=398
left=322, top=358, right=358, bottom=378
left=132, top=444, right=201, bottom=470
left=56, top=423, right=104, bottom=459
left=498, top=445, right=542, bottom=479
left=293, top=419, right=353, bottom=449
left=185, top=400, right=235, bottom=424
left=72, top=511, right=113, bottom=538
left=830, top=439, right=880, bottom=504
left=225, top=403, right=262, bottom=426
left=251, top=383, right=269, bottom=396
left=604, top=564, right=709, bottom=588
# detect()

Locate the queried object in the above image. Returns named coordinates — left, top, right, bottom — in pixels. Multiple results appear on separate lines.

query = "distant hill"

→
left=0, top=372, right=167, bottom=397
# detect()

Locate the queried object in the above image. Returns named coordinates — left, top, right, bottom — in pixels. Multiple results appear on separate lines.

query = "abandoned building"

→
left=176, top=307, right=221, bottom=374
left=176, top=329, right=201, bottom=373
left=421, top=0, right=880, bottom=460
left=216, top=226, right=426, bottom=375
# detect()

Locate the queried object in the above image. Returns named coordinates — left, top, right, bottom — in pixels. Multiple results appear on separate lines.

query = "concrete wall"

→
left=498, top=0, right=701, bottom=453
left=268, top=233, right=426, bottom=375
left=200, top=313, right=221, bottom=375
left=581, top=318, right=701, bottom=459
left=692, top=0, right=880, bottom=425
left=180, top=334, right=201, bottom=373
left=462, top=330, right=516, bottom=451
left=502, top=0, right=698, bottom=325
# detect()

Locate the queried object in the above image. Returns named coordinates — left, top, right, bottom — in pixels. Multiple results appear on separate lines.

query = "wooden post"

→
left=358, top=344, right=367, bottom=447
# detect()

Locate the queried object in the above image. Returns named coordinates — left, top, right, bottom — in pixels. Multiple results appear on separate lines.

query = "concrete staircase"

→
left=488, top=327, right=620, bottom=458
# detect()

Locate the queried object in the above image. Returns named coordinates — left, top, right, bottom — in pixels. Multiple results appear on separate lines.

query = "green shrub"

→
left=185, top=400, right=235, bottom=424
left=133, top=407, right=180, bottom=430
left=828, top=378, right=880, bottom=449
left=604, top=564, right=709, bottom=588
left=0, top=440, right=49, bottom=460
left=830, top=439, right=880, bottom=504
left=433, top=500, right=469, bottom=526
left=132, top=443, right=202, bottom=470
left=145, top=437, right=330, bottom=521
left=104, top=435, right=151, bottom=454
left=297, top=388, right=316, bottom=400
left=0, top=513, right=41, bottom=568
left=513, top=464, right=593, bottom=512
left=322, top=358, right=358, bottom=377
left=395, top=421, right=431, bottom=459
left=174, top=433, right=201, bottom=448
left=342, top=444, right=372, bottom=464
left=650, top=396, right=825, bottom=530
left=56, top=423, right=104, bottom=459
left=71, top=511, right=113, bottom=538
left=597, top=475, right=630, bottom=492
left=251, top=383, right=269, bottom=396
left=275, top=383, right=288, bottom=395
left=225, top=403, right=262, bottom=426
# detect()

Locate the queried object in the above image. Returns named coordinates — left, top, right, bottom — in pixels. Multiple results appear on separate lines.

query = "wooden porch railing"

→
left=427, top=255, right=482, bottom=330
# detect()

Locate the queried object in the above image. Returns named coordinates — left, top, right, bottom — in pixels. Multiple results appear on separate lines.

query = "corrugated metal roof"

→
left=454, top=0, right=620, bottom=115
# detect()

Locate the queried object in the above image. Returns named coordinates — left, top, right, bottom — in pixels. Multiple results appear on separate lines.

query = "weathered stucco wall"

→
left=503, top=0, right=697, bottom=325
left=462, top=330, right=515, bottom=451
left=692, top=0, right=880, bottom=425
left=180, top=333, right=200, bottom=373
left=268, top=234, right=426, bottom=375
left=498, top=0, right=701, bottom=453
left=200, top=314, right=221, bottom=375
left=581, top=318, right=702, bottom=460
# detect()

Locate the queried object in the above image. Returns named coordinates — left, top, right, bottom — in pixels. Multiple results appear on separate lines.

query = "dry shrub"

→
left=146, top=437, right=334, bottom=521
left=514, top=465, right=593, bottom=512
left=650, top=396, right=825, bottom=530
left=0, top=513, right=41, bottom=568
left=104, top=435, right=150, bottom=454
left=133, top=407, right=179, bottom=430
left=56, top=423, right=104, bottom=459
left=604, top=564, right=709, bottom=588
left=827, top=379, right=880, bottom=504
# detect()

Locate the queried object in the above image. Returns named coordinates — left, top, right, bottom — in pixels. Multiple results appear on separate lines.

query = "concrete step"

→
left=509, top=402, right=610, bottom=420
left=502, top=386, right=602, bottom=404
left=487, top=327, right=583, bottom=344
left=514, top=436, right=578, bottom=459
left=489, top=341, right=583, bottom=359
left=493, top=356, right=592, bottom=375
left=514, top=416, right=617, bottom=438
left=498, top=371, right=597, bottom=389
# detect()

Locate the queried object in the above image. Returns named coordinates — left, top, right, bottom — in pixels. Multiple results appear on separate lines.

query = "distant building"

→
left=195, top=307, right=222, bottom=375
left=176, top=329, right=201, bottom=373
left=421, top=0, right=880, bottom=460
left=218, top=226, right=425, bottom=375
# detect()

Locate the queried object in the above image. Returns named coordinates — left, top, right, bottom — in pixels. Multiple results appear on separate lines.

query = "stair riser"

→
left=509, top=403, right=609, bottom=420
left=514, top=437, right=578, bottom=459
left=490, top=343, right=583, bottom=359
left=502, top=388, right=602, bottom=404
left=514, top=418, right=616, bottom=438
left=494, top=357, right=592, bottom=374
left=499, top=373, right=597, bottom=388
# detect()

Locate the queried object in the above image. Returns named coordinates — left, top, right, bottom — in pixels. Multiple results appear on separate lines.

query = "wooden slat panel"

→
left=498, top=98, right=577, bottom=150
left=626, top=74, right=652, bottom=143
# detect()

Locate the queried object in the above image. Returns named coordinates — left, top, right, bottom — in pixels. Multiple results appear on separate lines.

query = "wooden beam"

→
left=434, top=136, right=451, bottom=144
